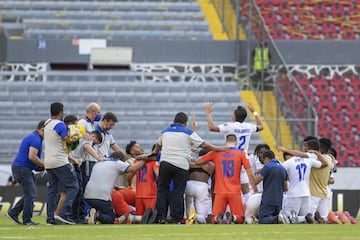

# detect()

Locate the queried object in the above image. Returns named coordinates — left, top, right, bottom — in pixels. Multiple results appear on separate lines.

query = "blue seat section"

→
left=0, top=79, right=263, bottom=163
left=0, top=0, right=212, bottom=40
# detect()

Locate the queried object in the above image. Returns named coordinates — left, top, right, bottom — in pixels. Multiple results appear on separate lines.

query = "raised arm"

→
left=204, top=102, right=220, bottom=132
left=247, top=102, right=264, bottom=131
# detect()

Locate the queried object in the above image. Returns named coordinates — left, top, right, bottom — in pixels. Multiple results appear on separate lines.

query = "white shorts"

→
left=309, top=196, right=328, bottom=218
left=284, top=196, right=310, bottom=217
left=185, top=180, right=210, bottom=224
left=244, top=193, right=262, bottom=224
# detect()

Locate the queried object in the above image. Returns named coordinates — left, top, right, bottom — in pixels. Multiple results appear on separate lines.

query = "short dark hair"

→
left=303, top=136, right=317, bottom=142
left=90, top=130, right=102, bottom=143
left=283, top=152, right=292, bottom=160
left=263, top=150, right=275, bottom=160
left=307, top=139, right=320, bottom=151
left=126, top=140, right=137, bottom=155
left=63, top=114, right=78, bottom=125
left=102, top=112, right=118, bottom=122
left=234, top=106, right=247, bottom=123
left=226, top=134, right=237, bottom=143
left=110, top=151, right=125, bottom=161
left=37, top=120, right=46, bottom=130
left=319, top=137, right=332, bottom=153
left=50, top=102, right=64, bottom=116
left=199, top=148, right=210, bottom=157
left=328, top=147, right=337, bottom=159
left=174, top=112, right=188, bottom=124
left=254, top=143, right=270, bottom=155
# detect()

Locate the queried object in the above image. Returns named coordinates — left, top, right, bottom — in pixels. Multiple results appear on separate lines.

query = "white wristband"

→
left=253, top=111, right=258, bottom=117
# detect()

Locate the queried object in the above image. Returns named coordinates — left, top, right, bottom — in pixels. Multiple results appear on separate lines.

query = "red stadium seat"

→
left=341, top=31, right=356, bottom=40
left=329, top=110, right=347, bottom=123
left=295, top=73, right=308, bottom=83
left=329, top=3, right=346, bottom=18
left=322, top=31, right=339, bottom=40
left=263, top=12, right=278, bottom=25
left=318, top=121, right=331, bottom=133
left=287, top=31, right=304, bottom=40
left=279, top=11, right=297, bottom=26
left=271, top=30, right=287, bottom=40
left=347, top=110, right=360, bottom=121
left=316, top=90, right=332, bottom=102
left=312, top=4, right=330, bottom=19
left=312, top=76, right=330, bottom=91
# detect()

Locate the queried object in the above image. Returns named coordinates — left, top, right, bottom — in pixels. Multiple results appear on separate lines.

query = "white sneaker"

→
left=278, top=210, right=290, bottom=224
left=87, top=208, right=96, bottom=224
left=289, top=210, right=298, bottom=224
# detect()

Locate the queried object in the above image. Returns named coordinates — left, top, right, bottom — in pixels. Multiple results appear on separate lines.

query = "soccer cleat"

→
left=305, top=213, right=315, bottom=224
left=225, top=212, right=234, bottom=224
left=157, top=218, right=166, bottom=224
left=278, top=210, right=290, bottom=224
left=289, top=210, right=298, bottom=224
left=314, top=211, right=324, bottom=224
left=148, top=209, right=158, bottom=224
left=125, top=214, right=133, bottom=224
left=87, top=208, right=97, bottom=225
left=216, top=212, right=225, bottom=224
left=23, top=221, right=40, bottom=226
left=141, top=208, right=153, bottom=224
left=46, top=219, right=63, bottom=225
left=251, top=216, right=259, bottom=224
left=336, top=212, right=349, bottom=224
left=327, top=211, right=341, bottom=224
left=6, top=212, right=22, bottom=225
left=186, top=208, right=197, bottom=225
left=343, top=211, right=357, bottom=224
left=55, top=215, right=76, bottom=225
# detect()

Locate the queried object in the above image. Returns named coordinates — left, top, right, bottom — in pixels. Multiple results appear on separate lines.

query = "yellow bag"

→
left=64, top=125, right=85, bottom=153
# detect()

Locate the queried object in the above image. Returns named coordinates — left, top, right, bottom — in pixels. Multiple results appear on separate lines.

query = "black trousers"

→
left=155, top=161, right=188, bottom=223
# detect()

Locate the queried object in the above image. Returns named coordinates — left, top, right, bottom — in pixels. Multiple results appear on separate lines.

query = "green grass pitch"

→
left=0, top=215, right=359, bottom=240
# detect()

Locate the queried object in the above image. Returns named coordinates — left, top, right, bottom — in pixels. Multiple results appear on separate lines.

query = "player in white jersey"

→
left=205, top=102, right=264, bottom=203
left=278, top=139, right=329, bottom=223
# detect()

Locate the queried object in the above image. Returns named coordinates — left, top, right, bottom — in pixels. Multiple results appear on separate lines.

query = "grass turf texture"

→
left=0, top=215, right=359, bottom=240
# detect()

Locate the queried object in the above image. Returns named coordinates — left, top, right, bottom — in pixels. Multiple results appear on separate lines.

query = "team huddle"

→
left=6, top=101, right=357, bottom=225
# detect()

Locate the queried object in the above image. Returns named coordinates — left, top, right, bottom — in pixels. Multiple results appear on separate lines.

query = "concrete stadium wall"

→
left=2, top=38, right=239, bottom=64
left=274, top=40, right=360, bottom=65
left=2, top=36, right=360, bottom=65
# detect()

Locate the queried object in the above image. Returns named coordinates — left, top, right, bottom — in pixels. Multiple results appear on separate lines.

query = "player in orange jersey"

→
left=195, top=134, right=258, bottom=224
left=126, top=141, right=159, bottom=223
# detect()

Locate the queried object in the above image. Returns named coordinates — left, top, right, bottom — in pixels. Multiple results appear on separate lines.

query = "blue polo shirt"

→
left=13, top=130, right=43, bottom=170
left=260, top=160, right=288, bottom=206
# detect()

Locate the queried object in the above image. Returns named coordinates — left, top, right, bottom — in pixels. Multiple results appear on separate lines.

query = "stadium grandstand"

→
left=0, top=0, right=359, bottom=179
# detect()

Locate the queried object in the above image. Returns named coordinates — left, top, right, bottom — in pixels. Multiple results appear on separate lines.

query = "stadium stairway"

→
left=0, top=80, right=264, bottom=164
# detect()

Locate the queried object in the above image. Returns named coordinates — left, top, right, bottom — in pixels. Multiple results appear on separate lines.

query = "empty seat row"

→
left=2, top=10, right=205, bottom=23
left=22, top=21, right=209, bottom=32
left=0, top=1, right=201, bottom=12
left=0, top=80, right=253, bottom=164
